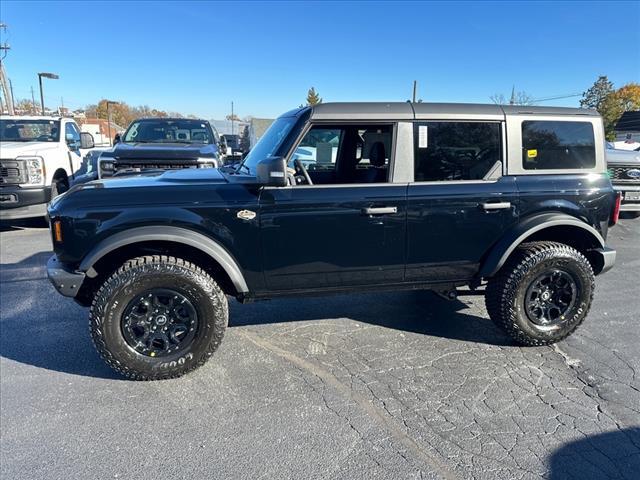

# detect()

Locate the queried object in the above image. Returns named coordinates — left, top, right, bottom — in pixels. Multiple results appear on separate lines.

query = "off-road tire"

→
left=485, top=241, right=595, bottom=346
left=89, top=255, right=228, bottom=380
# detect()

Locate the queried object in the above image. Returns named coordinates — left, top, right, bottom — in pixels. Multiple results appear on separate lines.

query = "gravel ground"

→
left=1, top=217, right=638, bottom=479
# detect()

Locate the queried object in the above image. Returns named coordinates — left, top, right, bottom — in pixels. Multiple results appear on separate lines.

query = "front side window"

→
left=414, top=122, right=501, bottom=181
left=123, top=119, right=214, bottom=144
left=290, top=125, right=392, bottom=184
left=65, top=122, right=81, bottom=143
left=0, top=119, right=61, bottom=142
left=522, top=121, right=595, bottom=170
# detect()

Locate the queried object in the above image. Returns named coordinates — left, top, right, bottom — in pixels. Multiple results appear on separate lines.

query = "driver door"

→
left=259, top=124, right=407, bottom=292
left=65, top=122, right=84, bottom=176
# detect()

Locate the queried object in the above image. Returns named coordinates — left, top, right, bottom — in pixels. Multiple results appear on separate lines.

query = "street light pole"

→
left=37, top=72, right=59, bottom=115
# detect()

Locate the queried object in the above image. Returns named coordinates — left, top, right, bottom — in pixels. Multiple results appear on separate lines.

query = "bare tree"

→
left=490, top=87, right=534, bottom=106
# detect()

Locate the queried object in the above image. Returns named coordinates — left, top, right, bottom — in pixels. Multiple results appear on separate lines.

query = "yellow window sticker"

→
left=527, top=149, right=538, bottom=158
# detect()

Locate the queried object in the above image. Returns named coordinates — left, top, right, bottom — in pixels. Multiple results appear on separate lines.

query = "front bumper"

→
left=0, top=186, right=52, bottom=220
left=47, top=255, right=85, bottom=297
left=613, top=184, right=640, bottom=211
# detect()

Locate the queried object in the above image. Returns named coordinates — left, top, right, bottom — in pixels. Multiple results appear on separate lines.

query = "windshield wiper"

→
left=236, top=163, right=250, bottom=174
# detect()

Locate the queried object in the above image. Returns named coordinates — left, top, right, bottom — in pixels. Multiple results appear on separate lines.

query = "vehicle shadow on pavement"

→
left=548, top=427, right=640, bottom=479
left=229, top=290, right=515, bottom=346
left=0, top=251, right=122, bottom=380
left=0, top=218, right=49, bottom=232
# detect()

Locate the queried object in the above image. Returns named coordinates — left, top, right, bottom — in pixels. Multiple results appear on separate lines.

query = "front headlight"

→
left=99, top=157, right=115, bottom=177
left=17, top=156, right=45, bottom=185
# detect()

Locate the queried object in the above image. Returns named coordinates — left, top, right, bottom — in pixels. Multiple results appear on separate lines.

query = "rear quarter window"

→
left=522, top=121, right=595, bottom=170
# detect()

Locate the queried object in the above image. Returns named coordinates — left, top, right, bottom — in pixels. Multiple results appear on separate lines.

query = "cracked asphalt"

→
left=1, top=217, right=638, bottom=479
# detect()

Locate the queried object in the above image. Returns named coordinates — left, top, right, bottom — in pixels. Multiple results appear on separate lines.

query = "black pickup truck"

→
left=96, top=117, right=222, bottom=179
left=47, top=102, right=620, bottom=380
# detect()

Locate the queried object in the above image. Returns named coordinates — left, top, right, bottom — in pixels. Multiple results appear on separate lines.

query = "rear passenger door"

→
left=406, top=120, right=519, bottom=282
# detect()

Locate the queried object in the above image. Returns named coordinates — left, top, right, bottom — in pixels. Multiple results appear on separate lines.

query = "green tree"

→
left=580, top=76, right=614, bottom=111
left=601, top=83, right=640, bottom=140
left=306, top=87, right=322, bottom=105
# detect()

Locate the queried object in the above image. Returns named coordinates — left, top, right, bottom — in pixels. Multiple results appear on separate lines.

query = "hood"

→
left=72, top=167, right=228, bottom=192
left=606, top=149, right=640, bottom=164
left=0, top=141, right=60, bottom=157
left=111, top=142, right=218, bottom=161
left=51, top=167, right=238, bottom=210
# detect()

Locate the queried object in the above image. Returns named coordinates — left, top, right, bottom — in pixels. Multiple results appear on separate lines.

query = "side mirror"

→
left=256, top=156, right=287, bottom=187
left=113, top=133, right=121, bottom=145
left=80, top=132, right=95, bottom=149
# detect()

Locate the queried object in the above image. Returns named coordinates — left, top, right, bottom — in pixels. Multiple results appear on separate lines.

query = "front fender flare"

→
left=478, top=213, right=606, bottom=278
left=79, top=226, right=249, bottom=293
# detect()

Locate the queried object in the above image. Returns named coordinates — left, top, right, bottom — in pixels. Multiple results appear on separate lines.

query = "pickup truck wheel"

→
left=485, top=242, right=595, bottom=346
left=89, top=255, right=228, bottom=380
left=51, top=178, right=68, bottom=198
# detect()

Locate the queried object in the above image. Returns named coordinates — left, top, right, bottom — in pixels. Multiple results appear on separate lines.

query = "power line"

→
left=532, top=93, right=582, bottom=103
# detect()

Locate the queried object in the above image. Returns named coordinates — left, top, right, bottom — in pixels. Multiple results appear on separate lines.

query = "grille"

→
left=608, top=164, right=640, bottom=183
left=0, top=160, right=27, bottom=184
left=116, top=163, right=198, bottom=171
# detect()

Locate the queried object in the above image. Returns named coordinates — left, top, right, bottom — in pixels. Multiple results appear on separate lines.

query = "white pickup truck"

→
left=0, top=115, right=95, bottom=220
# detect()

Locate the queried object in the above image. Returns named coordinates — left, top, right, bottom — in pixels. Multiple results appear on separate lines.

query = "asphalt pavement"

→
left=1, top=217, right=639, bottom=479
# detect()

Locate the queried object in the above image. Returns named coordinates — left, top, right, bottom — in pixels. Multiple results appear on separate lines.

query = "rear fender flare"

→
left=479, top=213, right=605, bottom=278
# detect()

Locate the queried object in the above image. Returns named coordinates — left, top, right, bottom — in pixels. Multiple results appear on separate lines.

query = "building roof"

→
left=305, top=102, right=598, bottom=121
left=615, top=111, right=640, bottom=132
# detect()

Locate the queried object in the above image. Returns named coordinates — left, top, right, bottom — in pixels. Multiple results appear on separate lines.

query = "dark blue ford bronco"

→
left=46, top=102, right=620, bottom=379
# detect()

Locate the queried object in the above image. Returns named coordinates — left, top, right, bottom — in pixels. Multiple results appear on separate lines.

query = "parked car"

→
left=606, top=142, right=640, bottom=216
left=0, top=115, right=95, bottom=220
left=221, top=134, right=243, bottom=161
left=96, top=118, right=223, bottom=179
left=47, top=102, right=619, bottom=380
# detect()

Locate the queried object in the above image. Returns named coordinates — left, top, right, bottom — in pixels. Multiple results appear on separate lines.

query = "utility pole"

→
left=106, top=100, right=117, bottom=146
left=412, top=80, right=417, bottom=103
left=9, top=77, right=15, bottom=112
left=0, top=23, right=15, bottom=115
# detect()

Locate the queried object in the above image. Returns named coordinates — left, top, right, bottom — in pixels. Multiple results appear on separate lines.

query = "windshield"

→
left=0, top=119, right=61, bottom=142
left=123, top=119, right=214, bottom=144
left=224, top=135, right=239, bottom=148
left=239, top=117, right=298, bottom=174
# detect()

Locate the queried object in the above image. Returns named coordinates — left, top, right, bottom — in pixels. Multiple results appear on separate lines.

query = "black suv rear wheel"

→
left=89, top=255, right=228, bottom=380
left=485, top=242, right=595, bottom=346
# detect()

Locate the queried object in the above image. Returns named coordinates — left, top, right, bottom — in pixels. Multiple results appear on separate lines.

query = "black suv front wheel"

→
left=486, top=242, right=595, bottom=346
left=89, top=255, right=228, bottom=380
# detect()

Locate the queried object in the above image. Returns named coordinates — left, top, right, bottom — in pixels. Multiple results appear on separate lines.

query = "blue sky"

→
left=1, top=0, right=639, bottom=119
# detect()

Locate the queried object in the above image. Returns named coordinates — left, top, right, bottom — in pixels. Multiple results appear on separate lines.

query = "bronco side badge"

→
left=237, top=210, right=256, bottom=221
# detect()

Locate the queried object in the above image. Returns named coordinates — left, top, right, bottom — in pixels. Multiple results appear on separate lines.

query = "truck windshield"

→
left=0, top=119, right=61, bottom=142
left=239, top=117, right=298, bottom=174
left=123, top=119, right=214, bottom=144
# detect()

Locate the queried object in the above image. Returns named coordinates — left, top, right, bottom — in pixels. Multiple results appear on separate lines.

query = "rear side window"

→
left=522, top=121, right=595, bottom=170
left=414, top=122, right=502, bottom=181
